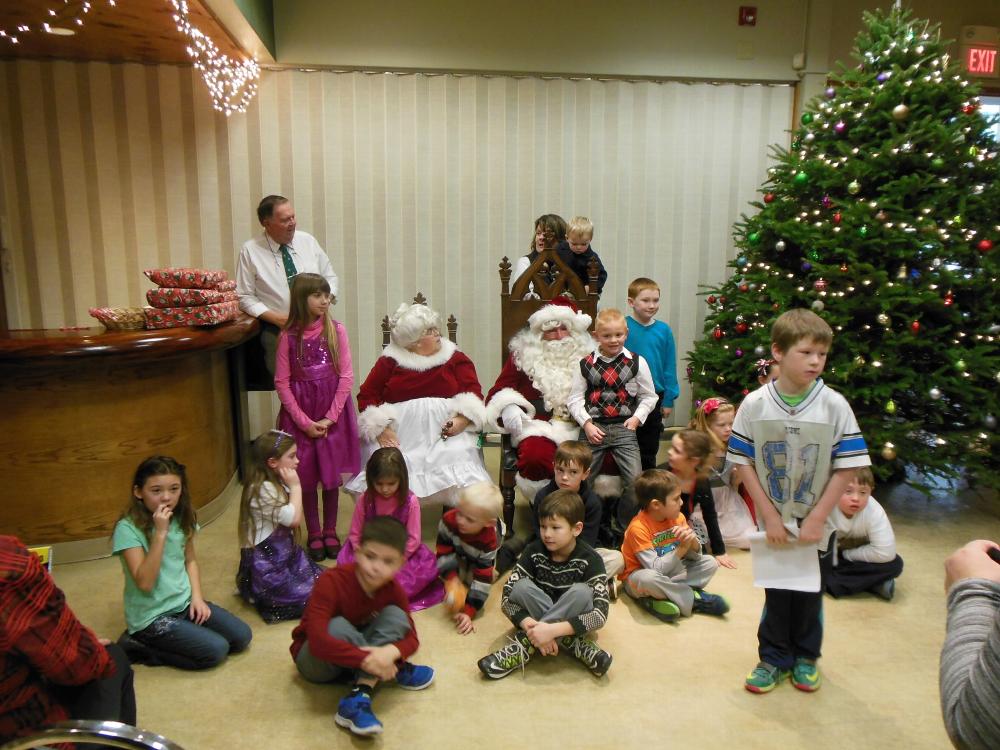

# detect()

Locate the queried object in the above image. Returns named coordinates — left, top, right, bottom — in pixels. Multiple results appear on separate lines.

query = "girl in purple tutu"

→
left=337, top=448, right=445, bottom=611
left=236, top=430, right=323, bottom=622
left=275, top=273, right=361, bottom=561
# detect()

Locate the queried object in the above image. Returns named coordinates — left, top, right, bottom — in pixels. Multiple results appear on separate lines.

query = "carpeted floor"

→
left=50, top=443, right=999, bottom=749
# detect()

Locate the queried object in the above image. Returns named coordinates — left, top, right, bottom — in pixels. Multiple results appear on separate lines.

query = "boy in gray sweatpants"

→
left=621, top=469, right=729, bottom=622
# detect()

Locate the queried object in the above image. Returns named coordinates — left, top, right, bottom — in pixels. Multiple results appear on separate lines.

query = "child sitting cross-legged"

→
left=819, top=467, right=903, bottom=601
left=291, top=516, right=435, bottom=738
left=478, top=490, right=612, bottom=679
left=435, top=482, right=502, bottom=635
left=621, top=469, right=730, bottom=623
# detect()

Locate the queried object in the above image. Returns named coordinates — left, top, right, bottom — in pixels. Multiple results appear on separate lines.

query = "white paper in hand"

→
left=749, top=529, right=821, bottom=592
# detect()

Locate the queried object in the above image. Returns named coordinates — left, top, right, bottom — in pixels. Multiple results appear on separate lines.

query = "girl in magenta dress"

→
left=337, top=448, right=444, bottom=610
left=275, top=273, right=361, bottom=562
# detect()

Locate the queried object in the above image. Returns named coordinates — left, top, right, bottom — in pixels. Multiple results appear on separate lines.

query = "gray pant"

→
left=508, top=579, right=594, bottom=624
left=587, top=422, right=643, bottom=526
left=295, top=605, right=410, bottom=683
left=625, top=554, right=719, bottom=616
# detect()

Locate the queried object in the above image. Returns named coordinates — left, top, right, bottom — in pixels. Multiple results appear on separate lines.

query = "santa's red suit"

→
left=485, top=300, right=595, bottom=489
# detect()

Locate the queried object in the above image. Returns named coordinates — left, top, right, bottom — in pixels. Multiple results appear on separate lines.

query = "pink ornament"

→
left=813, top=278, right=828, bottom=292
left=822, top=195, right=833, bottom=209
left=834, top=120, right=847, bottom=134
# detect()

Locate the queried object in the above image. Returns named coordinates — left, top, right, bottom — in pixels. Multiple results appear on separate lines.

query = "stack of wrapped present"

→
left=143, top=267, right=240, bottom=330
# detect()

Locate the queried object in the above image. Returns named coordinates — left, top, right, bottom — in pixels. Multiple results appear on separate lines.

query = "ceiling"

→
left=0, top=0, right=250, bottom=66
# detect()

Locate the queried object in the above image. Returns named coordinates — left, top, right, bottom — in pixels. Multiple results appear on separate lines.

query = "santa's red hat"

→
left=527, top=295, right=592, bottom=335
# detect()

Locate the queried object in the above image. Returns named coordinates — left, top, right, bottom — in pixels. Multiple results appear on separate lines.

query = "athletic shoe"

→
left=871, top=578, right=895, bottom=601
left=744, top=661, right=790, bottom=693
left=560, top=636, right=613, bottom=677
left=477, top=632, right=533, bottom=679
left=607, top=576, right=620, bottom=601
left=638, top=596, right=680, bottom=623
left=791, top=658, right=822, bottom=692
left=335, top=692, right=383, bottom=736
left=394, top=661, right=435, bottom=690
left=691, top=589, right=730, bottom=616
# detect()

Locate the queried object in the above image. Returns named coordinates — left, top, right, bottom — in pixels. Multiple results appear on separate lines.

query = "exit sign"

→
left=965, top=45, right=998, bottom=77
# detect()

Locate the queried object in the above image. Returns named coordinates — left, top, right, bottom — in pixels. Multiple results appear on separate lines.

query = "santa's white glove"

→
left=500, top=405, right=525, bottom=440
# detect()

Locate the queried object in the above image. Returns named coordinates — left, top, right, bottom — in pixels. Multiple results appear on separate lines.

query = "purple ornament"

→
left=801, top=261, right=813, bottom=272
left=735, top=349, right=744, bottom=358
left=877, top=72, right=890, bottom=83
left=825, top=87, right=836, bottom=99
left=822, top=195, right=833, bottom=209
left=834, top=120, right=847, bottom=134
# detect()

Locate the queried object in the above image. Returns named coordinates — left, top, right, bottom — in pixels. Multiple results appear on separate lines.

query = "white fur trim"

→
left=513, top=418, right=581, bottom=448
left=527, top=305, right=592, bottom=334
left=357, top=403, right=400, bottom=442
left=515, top=474, right=549, bottom=504
left=448, top=392, right=488, bottom=432
left=592, top=474, right=623, bottom=499
left=485, top=388, right=536, bottom=432
left=382, top=338, right=457, bottom=372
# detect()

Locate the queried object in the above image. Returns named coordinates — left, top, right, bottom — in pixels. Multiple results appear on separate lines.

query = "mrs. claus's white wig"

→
left=388, top=303, right=442, bottom=349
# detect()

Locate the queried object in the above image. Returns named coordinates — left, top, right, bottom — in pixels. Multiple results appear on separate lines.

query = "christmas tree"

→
left=687, top=7, right=999, bottom=485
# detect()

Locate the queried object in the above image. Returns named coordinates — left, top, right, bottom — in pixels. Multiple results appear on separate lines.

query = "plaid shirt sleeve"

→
left=1, top=536, right=114, bottom=743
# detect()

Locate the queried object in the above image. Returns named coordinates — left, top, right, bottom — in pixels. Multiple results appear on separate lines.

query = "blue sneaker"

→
left=395, top=661, right=435, bottom=690
left=335, top=692, right=383, bottom=736
left=691, top=589, right=730, bottom=616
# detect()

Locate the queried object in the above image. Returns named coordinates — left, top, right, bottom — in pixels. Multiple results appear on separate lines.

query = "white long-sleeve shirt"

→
left=236, top=230, right=339, bottom=319
left=248, top=481, right=296, bottom=546
left=820, top=495, right=896, bottom=563
left=567, top=347, right=657, bottom=427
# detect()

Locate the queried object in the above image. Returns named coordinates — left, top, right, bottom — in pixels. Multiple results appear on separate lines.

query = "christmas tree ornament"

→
left=736, top=322, right=748, bottom=333
left=885, top=400, right=896, bottom=414
left=739, top=282, right=749, bottom=292
left=858, top=225, right=869, bottom=237
left=900, top=141, right=913, bottom=153
left=794, top=172, right=809, bottom=186
left=801, top=261, right=813, bottom=272
left=876, top=210, right=888, bottom=222
left=840, top=263, right=849, bottom=272
left=825, top=86, right=836, bottom=98
left=735, top=349, right=744, bottom=358
left=706, top=295, right=716, bottom=304
left=719, top=296, right=727, bottom=304
left=963, top=102, right=979, bottom=114
left=791, top=138, right=801, bottom=150
left=969, top=146, right=979, bottom=157
left=748, top=232, right=761, bottom=245
left=876, top=71, right=891, bottom=82
left=801, top=112, right=814, bottom=125
left=813, top=278, right=828, bottom=291
left=686, top=365, right=694, bottom=381
left=804, top=132, right=816, bottom=144
left=985, top=415, right=998, bottom=430
left=736, top=256, right=748, bottom=267
left=929, top=387, right=942, bottom=400
left=822, top=195, right=833, bottom=208
left=854, top=355, right=866, bottom=366
left=955, top=359, right=967, bottom=371
left=911, top=320, right=920, bottom=333
left=735, top=314, right=745, bottom=323
left=848, top=180, right=861, bottom=194
left=713, top=326, right=723, bottom=340
left=892, top=103, right=910, bottom=120
left=943, top=291, right=954, bottom=306
left=811, top=300, right=825, bottom=312
left=742, top=388, right=750, bottom=396
left=716, top=375, right=726, bottom=384
left=754, top=346, right=766, bottom=356
left=834, top=121, right=847, bottom=135
left=881, top=443, right=897, bottom=461
left=764, top=192, right=776, bottom=203
left=977, top=239, right=994, bottom=252
left=775, top=240, right=787, bottom=252
left=833, top=212, right=843, bottom=224
left=877, top=313, right=890, bottom=325
left=896, top=265, right=907, bottom=279
left=931, top=157, right=944, bottom=169
left=807, top=248, right=821, bottom=261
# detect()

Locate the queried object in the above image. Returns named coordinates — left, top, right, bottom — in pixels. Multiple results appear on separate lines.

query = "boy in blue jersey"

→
left=727, top=309, right=870, bottom=694
left=625, top=278, right=680, bottom=470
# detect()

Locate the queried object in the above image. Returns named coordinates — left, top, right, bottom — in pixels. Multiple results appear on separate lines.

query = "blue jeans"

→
left=133, top=602, right=252, bottom=670
left=587, top=422, right=642, bottom=526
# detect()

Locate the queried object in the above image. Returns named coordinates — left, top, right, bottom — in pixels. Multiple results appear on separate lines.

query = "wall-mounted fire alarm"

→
left=739, top=6, right=757, bottom=27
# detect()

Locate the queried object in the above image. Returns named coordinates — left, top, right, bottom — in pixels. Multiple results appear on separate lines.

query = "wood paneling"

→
left=0, top=0, right=248, bottom=65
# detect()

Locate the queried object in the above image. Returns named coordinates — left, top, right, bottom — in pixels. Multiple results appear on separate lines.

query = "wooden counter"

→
left=0, top=317, right=258, bottom=557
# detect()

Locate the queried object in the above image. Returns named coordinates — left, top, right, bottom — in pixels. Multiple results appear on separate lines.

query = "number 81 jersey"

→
left=727, top=379, right=871, bottom=522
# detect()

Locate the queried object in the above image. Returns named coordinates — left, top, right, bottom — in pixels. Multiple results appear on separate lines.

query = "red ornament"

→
left=742, top=388, right=750, bottom=396
left=771, top=303, right=780, bottom=311
left=707, top=295, right=717, bottom=304
left=713, top=326, right=723, bottom=340
left=943, top=291, right=954, bottom=306
left=833, top=212, right=842, bottom=224
left=764, top=193, right=776, bottom=204
left=719, top=296, right=728, bottom=304
left=911, top=320, right=920, bottom=333
left=978, top=239, right=994, bottom=253
left=963, top=102, right=979, bottom=115
left=736, top=322, right=748, bottom=334
left=813, top=278, right=828, bottom=292
left=739, top=283, right=749, bottom=293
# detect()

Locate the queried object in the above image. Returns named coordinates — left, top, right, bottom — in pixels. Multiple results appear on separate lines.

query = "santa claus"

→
left=485, top=296, right=596, bottom=496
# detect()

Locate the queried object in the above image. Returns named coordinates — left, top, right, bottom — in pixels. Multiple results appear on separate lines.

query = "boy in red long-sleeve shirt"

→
left=290, top=517, right=434, bottom=737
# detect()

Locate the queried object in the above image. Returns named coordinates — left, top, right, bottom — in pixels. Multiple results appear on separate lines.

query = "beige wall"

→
left=274, top=0, right=808, bottom=80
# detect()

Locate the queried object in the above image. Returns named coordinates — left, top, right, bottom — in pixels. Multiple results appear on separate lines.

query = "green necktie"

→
left=279, top=244, right=297, bottom=286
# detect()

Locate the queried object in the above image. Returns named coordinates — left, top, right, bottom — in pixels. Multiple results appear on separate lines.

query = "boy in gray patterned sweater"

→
left=478, top=490, right=611, bottom=679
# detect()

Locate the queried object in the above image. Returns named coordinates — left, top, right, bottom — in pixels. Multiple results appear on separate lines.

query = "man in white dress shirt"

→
left=237, top=195, right=339, bottom=379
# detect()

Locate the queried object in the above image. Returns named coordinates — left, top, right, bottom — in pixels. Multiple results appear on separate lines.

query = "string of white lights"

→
left=170, top=0, right=260, bottom=115
left=0, top=0, right=116, bottom=44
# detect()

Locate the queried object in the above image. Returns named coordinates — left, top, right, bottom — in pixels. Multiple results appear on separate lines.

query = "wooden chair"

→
left=381, top=292, right=457, bottom=348
left=497, top=245, right=601, bottom=538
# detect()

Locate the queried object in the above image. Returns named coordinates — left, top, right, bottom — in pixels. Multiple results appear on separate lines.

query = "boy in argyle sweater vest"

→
left=567, top=309, right=657, bottom=529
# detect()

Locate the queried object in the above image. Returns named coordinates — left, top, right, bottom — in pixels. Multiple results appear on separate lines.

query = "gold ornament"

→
left=715, top=375, right=726, bottom=384
left=881, top=444, right=897, bottom=461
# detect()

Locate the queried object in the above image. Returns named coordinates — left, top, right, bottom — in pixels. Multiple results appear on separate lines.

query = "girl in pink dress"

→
left=275, top=273, right=361, bottom=562
left=337, top=448, right=444, bottom=610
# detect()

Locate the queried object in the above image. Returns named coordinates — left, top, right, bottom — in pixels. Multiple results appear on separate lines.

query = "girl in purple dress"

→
left=275, top=273, right=361, bottom=561
left=236, top=430, right=323, bottom=622
left=337, top=448, right=445, bottom=611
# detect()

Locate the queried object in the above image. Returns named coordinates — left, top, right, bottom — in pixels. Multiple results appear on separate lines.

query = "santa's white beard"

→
left=511, top=331, right=594, bottom=416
